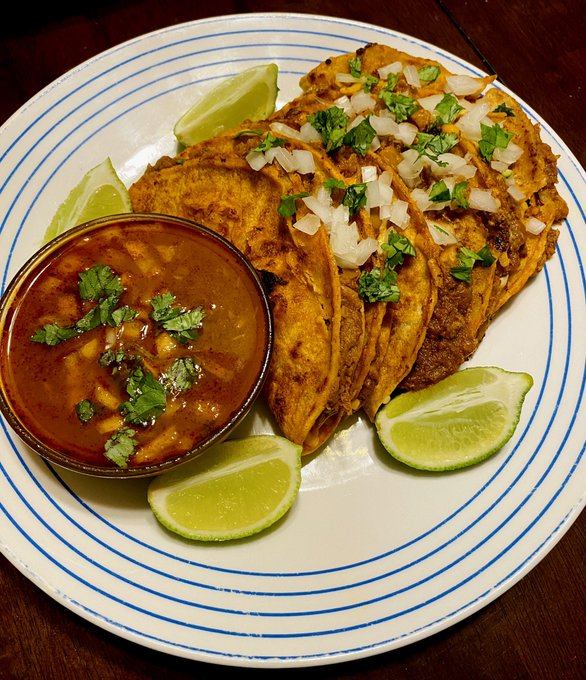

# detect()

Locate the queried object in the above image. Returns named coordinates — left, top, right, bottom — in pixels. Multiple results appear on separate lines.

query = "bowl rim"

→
left=0, top=212, right=274, bottom=478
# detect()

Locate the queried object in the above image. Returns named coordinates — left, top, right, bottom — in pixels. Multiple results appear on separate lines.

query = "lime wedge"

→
left=43, top=158, right=131, bottom=244
left=148, top=435, right=302, bottom=541
left=174, top=63, right=279, bottom=146
left=375, top=367, right=533, bottom=471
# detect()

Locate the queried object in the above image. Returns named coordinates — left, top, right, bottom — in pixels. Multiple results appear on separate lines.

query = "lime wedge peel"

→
left=43, top=158, right=131, bottom=244
left=174, top=63, right=279, bottom=146
left=375, top=367, right=533, bottom=472
left=148, top=435, right=302, bottom=542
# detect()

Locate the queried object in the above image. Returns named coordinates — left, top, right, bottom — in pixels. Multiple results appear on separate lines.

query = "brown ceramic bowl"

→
left=0, top=213, right=273, bottom=478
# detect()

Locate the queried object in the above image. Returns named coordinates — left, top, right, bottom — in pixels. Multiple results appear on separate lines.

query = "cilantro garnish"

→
left=358, top=267, right=400, bottom=303
left=119, top=365, right=166, bottom=426
left=429, top=180, right=451, bottom=203
left=379, top=91, right=420, bottom=123
left=161, top=357, right=200, bottom=396
left=411, top=131, right=459, bottom=165
left=308, top=107, right=349, bottom=153
left=450, top=244, right=495, bottom=283
left=358, top=231, right=415, bottom=303
left=104, top=428, right=138, bottom=468
left=235, top=129, right=264, bottom=138
left=343, top=117, right=377, bottom=156
left=323, top=178, right=346, bottom=191
left=278, top=192, right=310, bottom=218
left=78, top=264, right=123, bottom=301
left=452, top=181, right=470, bottom=209
left=342, top=183, right=367, bottom=215
left=493, top=103, right=515, bottom=117
left=362, top=74, right=379, bottom=93
left=150, top=292, right=205, bottom=345
left=75, top=399, right=96, bottom=423
left=75, top=295, right=138, bottom=333
left=434, top=94, right=464, bottom=125
left=382, top=231, right=416, bottom=268
left=31, top=323, right=78, bottom=346
left=384, top=73, right=399, bottom=92
left=349, top=56, right=362, bottom=78
left=99, top=348, right=127, bottom=368
left=418, top=64, right=440, bottom=83
left=478, top=123, right=513, bottom=161
left=252, top=132, right=286, bottom=153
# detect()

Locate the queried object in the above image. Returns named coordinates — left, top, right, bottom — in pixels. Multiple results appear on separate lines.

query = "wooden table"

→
left=1, top=2, right=584, bottom=677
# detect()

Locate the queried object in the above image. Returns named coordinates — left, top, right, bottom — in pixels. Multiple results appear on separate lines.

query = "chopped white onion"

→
left=366, top=181, right=382, bottom=210
left=361, top=165, right=378, bottom=183
left=333, top=95, right=354, bottom=116
left=370, top=114, right=400, bottom=137
left=347, top=114, right=365, bottom=131
left=302, top=195, right=333, bottom=224
left=397, top=122, right=418, bottom=146
left=336, top=73, right=362, bottom=84
left=291, top=149, right=315, bottom=174
left=378, top=170, right=392, bottom=186
left=388, top=200, right=410, bottom=229
left=334, top=236, right=379, bottom=269
left=403, top=64, right=421, bottom=88
left=427, top=221, right=458, bottom=245
left=273, top=147, right=297, bottom=173
left=269, top=122, right=303, bottom=141
left=493, top=142, right=523, bottom=166
left=490, top=160, right=509, bottom=173
left=351, top=92, right=376, bottom=114
left=264, top=147, right=278, bottom=163
left=300, top=122, right=322, bottom=143
left=507, top=183, right=525, bottom=201
left=378, top=178, right=393, bottom=205
left=315, top=186, right=332, bottom=205
left=418, top=94, right=444, bottom=112
left=431, top=153, right=477, bottom=179
left=293, top=213, right=321, bottom=235
left=411, top=188, right=432, bottom=212
left=370, top=135, right=381, bottom=151
left=246, top=150, right=267, bottom=171
left=378, top=61, right=403, bottom=79
left=397, top=149, right=424, bottom=186
left=525, top=217, right=547, bottom=235
left=456, top=100, right=492, bottom=141
left=379, top=204, right=392, bottom=220
left=446, top=75, right=486, bottom=96
left=468, top=188, right=500, bottom=213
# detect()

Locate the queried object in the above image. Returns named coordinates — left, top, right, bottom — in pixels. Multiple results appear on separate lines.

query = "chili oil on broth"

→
left=1, top=219, right=268, bottom=469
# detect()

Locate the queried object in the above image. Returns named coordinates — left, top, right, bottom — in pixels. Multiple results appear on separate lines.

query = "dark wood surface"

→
left=0, top=2, right=584, bottom=678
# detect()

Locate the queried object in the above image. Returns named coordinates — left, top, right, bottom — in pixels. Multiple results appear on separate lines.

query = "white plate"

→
left=0, top=12, right=584, bottom=669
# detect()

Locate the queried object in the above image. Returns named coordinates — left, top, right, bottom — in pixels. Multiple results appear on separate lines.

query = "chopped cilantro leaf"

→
left=379, top=91, right=419, bottom=123
left=342, top=183, right=367, bottom=215
left=411, top=131, right=459, bottom=165
left=235, top=128, right=264, bottom=138
left=384, top=73, right=399, bottom=92
left=434, top=93, right=464, bottom=124
left=381, top=231, right=416, bottom=268
left=362, top=74, right=379, bottom=93
left=150, top=293, right=205, bottom=344
left=343, top=117, right=377, bottom=156
left=349, top=56, right=362, bottom=78
left=110, top=306, right=139, bottom=326
left=252, top=132, right=285, bottom=153
left=161, top=357, right=200, bottom=395
left=120, top=365, right=166, bottom=426
left=31, top=323, right=78, bottom=346
left=358, top=267, right=400, bottom=303
left=418, top=65, right=440, bottom=83
left=78, top=264, right=123, bottom=302
left=450, top=245, right=494, bottom=283
left=452, top=181, right=470, bottom=209
left=308, top=107, right=348, bottom=153
left=278, top=192, right=310, bottom=218
left=323, top=178, right=346, bottom=191
left=478, top=122, right=513, bottom=161
left=429, top=180, right=451, bottom=203
left=493, top=103, right=515, bottom=117
left=76, top=399, right=96, bottom=423
left=99, top=348, right=126, bottom=368
left=477, top=244, right=496, bottom=267
left=74, top=294, right=135, bottom=333
left=104, top=428, right=137, bottom=468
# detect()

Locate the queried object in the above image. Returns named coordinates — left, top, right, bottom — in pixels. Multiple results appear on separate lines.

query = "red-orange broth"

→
left=0, top=219, right=269, bottom=469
